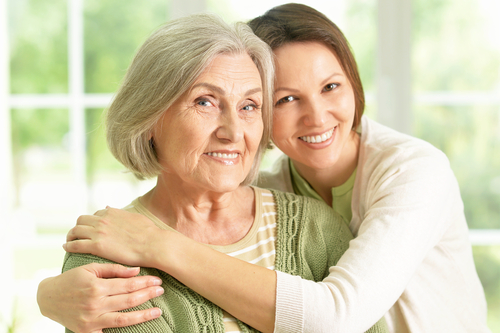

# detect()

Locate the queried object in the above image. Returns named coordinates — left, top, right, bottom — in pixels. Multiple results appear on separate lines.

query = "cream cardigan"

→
left=257, top=116, right=490, bottom=333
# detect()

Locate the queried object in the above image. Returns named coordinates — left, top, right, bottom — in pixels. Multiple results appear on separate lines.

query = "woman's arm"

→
left=65, top=208, right=277, bottom=332
left=37, top=264, right=164, bottom=333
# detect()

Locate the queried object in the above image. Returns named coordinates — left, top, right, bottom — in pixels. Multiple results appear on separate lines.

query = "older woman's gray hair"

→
left=107, top=13, right=274, bottom=184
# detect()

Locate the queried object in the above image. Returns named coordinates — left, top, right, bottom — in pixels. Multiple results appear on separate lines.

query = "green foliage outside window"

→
left=9, top=0, right=68, bottom=94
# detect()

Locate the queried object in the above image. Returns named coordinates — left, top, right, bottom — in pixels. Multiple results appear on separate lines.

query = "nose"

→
left=215, top=108, right=244, bottom=143
left=302, top=97, right=328, bottom=127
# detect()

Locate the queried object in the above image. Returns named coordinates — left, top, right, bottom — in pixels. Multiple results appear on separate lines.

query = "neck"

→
left=141, top=176, right=255, bottom=245
left=293, top=130, right=360, bottom=205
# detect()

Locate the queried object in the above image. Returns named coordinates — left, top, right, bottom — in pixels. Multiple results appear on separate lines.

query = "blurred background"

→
left=0, top=0, right=499, bottom=332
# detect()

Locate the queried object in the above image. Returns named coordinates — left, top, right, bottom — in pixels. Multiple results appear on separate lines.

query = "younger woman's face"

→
left=272, top=41, right=357, bottom=171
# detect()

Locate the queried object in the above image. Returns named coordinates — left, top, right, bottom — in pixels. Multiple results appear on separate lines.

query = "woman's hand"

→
left=37, top=263, right=164, bottom=333
left=64, top=207, right=162, bottom=268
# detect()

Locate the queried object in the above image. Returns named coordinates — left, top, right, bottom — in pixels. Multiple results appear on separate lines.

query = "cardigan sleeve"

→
left=62, top=253, right=173, bottom=333
left=274, top=146, right=463, bottom=333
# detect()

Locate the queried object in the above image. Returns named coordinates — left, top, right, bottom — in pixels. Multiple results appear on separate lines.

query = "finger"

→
left=104, top=286, right=164, bottom=312
left=88, top=263, right=143, bottom=279
left=63, top=239, right=94, bottom=253
left=76, top=214, right=100, bottom=226
left=97, top=308, right=162, bottom=329
left=66, top=225, right=94, bottom=242
left=94, top=208, right=108, bottom=217
left=87, top=264, right=163, bottom=288
left=102, top=275, right=163, bottom=296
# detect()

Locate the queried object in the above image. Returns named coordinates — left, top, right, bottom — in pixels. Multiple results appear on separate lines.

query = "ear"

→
left=149, top=136, right=155, bottom=150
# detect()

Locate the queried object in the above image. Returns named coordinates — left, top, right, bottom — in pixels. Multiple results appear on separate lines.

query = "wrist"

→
left=37, top=276, right=60, bottom=322
left=149, top=229, right=198, bottom=276
left=147, top=229, right=180, bottom=271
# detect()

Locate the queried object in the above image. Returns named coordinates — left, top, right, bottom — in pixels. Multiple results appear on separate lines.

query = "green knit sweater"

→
left=63, top=190, right=388, bottom=332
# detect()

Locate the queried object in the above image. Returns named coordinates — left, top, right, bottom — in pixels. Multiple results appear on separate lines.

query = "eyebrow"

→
left=274, top=72, right=344, bottom=93
left=191, top=82, right=262, bottom=97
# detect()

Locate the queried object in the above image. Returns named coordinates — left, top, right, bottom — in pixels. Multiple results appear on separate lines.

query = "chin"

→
left=302, top=156, right=340, bottom=171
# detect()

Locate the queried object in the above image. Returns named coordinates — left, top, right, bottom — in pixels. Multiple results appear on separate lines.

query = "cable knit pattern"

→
left=62, top=189, right=387, bottom=332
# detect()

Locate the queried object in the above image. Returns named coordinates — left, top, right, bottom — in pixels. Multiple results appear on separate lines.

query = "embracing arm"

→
left=64, top=208, right=277, bottom=332
left=159, top=232, right=278, bottom=332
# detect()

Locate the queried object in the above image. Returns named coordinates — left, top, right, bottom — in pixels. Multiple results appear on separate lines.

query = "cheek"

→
left=339, top=90, right=356, bottom=120
left=272, top=111, right=294, bottom=145
left=248, top=120, right=264, bottom=151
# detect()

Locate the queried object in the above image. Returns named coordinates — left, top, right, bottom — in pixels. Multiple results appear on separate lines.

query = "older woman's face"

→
left=153, top=53, right=263, bottom=192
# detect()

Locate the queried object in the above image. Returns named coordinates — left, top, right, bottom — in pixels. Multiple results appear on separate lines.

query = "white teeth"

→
left=300, top=128, right=334, bottom=143
left=206, top=152, right=238, bottom=159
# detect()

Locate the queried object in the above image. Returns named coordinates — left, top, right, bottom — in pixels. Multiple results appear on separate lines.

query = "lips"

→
left=299, top=127, right=335, bottom=143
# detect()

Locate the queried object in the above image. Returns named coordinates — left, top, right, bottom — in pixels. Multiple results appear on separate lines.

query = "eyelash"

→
left=275, top=83, right=340, bottom=106
left=242, top=103, right=260, bottom=112
left=196, top=98, right=214, bottom=107
left=275, top=96, right=295, bottom=106
left=195, top=97, right=260, bottom=112
left=323, top=83, right=339, bottom=92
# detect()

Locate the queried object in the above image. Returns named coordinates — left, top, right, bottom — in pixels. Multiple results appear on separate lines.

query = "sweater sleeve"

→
left=274, top=147, right=461, bottom=333
left=62, top=253, right=173, bottom=333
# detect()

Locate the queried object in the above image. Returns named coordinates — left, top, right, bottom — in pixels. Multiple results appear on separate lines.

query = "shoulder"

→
left=122, top=197, right=143, bottom=213
left=359, top=116, right=453, bottom=185
left=353, top=117, right=462, bottom=230
left=62, top=252, right=158, bottom=277
left=361, top=116, right=449, bottom=165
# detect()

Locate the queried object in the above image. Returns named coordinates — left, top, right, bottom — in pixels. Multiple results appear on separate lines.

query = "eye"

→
left=242, top=103, right=260, bottom=112
left=275, top=95, right=295, bottom=106
left=196, top=98, right=213, bottom=107
left=323, top=83, right=338, bottom=92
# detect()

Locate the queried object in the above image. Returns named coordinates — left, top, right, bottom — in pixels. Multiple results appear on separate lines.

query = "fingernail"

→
left=128, top=267, right=140, bottom=271
left=62, top=243, right=67, bottom=250
left=152, top=278, right=162, bottom=286
left=156, top=287, right=164, bottom=297
left=151, top=308, right=162, bottom=317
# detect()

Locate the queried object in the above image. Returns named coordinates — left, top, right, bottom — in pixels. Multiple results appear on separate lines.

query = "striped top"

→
left=127, top=186, right=277, bottom=332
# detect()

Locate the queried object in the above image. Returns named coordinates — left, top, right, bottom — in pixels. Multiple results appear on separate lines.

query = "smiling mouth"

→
left=299, top=128, right=335, bottom=143
left=205, top=152, right=239, bottom=159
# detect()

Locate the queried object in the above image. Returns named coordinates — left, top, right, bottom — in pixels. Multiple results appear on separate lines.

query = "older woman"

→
left=48, top=12, right=387, bottom=333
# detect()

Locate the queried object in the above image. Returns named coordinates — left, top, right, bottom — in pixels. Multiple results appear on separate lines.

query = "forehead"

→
left=274, top=41, right=344, bottom=78
left=194, top=53, right=262, bottom=90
